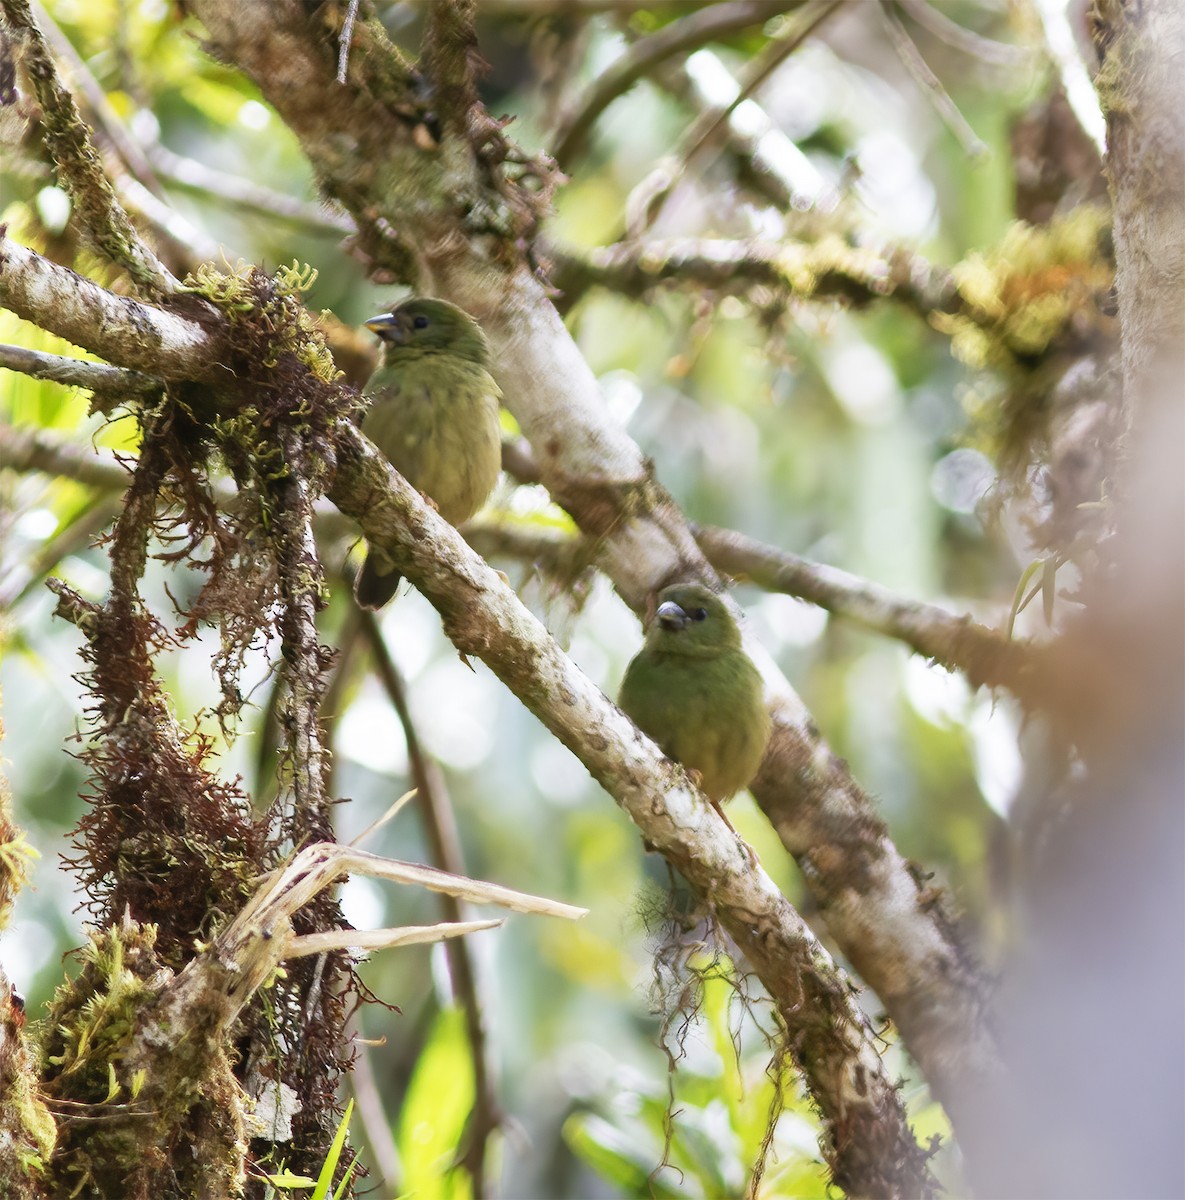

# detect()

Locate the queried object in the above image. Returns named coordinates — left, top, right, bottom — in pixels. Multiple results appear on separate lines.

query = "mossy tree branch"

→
left=327, top=419, right=939, bottom=1198
left=0, top=0, right=177, bottom=293
left=4, top=0, right=1000, bottom=1124
left=1, top=229, right=937, bottom=1194
left=546, top=234, right=960, bottom=320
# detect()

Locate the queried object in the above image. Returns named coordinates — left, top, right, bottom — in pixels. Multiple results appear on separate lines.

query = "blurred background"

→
left=0, top=1, right=1128, bottom=1195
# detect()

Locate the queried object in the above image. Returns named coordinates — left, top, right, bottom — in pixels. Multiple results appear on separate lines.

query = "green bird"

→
left=354, top=297, right=503, bottom=609
left=619, top=583, right=771, bottom=821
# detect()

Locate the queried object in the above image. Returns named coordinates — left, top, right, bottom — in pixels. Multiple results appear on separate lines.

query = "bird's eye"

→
left=412, top=315, right=430, bottom=330
left=691, top=608, right=708, bottom=621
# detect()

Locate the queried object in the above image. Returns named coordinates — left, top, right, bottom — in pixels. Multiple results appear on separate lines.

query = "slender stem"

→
left=146, top=142, right=355, bottom=237
left=896, top=0, right=1033, bottom=66
left=336, top=0, right=361, bottom=84
left=358, top=609, right=499, bottom=1199
left=879, top=0, right=988, bottom=158
left=550, top=0, right=797, bottom=165
left=637, top=0, right=842, bottom=235
left=347, top=1020, right=403, bottom=1193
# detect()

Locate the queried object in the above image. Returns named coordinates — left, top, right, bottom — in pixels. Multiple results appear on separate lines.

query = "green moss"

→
left=0, top=1006, right=57, bottom=1192
left=39, top=924, right=161, bottom=1099
left=933, top=206, right=1115, bottom=469
left=938, top=206, right=1112, bottom=367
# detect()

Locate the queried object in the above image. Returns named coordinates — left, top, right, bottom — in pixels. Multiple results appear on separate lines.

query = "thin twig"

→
left=637, top=0, right=841, bottom=234
left=879, top=0, right=988, bottom=159
left=896, top=0, right=1033, bottom=66
left=685, top=0, right=839, bottom=164
left=359, top=608, right=500, bottom=1200
left=347, top=1012, right=404, bottom=1195
left=146, top=142, right=356, bottom=237
left=647, top=50, right=818, bottom=218
left=347, top=788, right=417, bottom=849
left=336, top=0, right=361, bottom=83
left=550, top=0, right=796, bottom=165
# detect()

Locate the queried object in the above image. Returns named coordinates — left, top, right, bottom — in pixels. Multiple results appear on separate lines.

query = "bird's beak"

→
left=655, top=600, right=689, bottom=631
left=364, top=312, right=405, bottom=343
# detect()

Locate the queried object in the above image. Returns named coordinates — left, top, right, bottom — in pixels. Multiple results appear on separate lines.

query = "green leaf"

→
left=263, top=1169, right=318, bottom=1190
left=563, top=1112, right=697, bottom=1198
left=397, top=1007, right=475, bottom=1200
left=311, top=1099, right=354, bottom=1200
left=1007, top=558, right=1045, bottom=639
left=1041, top=554, right=1057, bottom=626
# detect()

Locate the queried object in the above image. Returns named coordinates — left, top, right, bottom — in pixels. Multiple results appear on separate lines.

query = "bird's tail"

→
left=354, top=550, right=403, bottom=609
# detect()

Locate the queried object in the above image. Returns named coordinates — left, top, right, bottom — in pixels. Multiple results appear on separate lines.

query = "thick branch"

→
left=0, top=236, right=219, bottom=379
left=699, top=524, right=1039, bottom=696
left=328, top=421, right=937, bottom=1196
left=421, top=0, right=481, bottom=138
left=547, top=234, right=958, bottom=319
left=1093, top=0, right=1185, bottom=434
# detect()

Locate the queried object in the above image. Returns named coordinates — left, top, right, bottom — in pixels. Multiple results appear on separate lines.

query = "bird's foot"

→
left=711, top=800, right=759, bottom=868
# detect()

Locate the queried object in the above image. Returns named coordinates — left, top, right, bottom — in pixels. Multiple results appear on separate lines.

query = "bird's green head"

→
left=644, top=583, right=741, bottom=656
left=365, top=297, right=490, bottom=365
